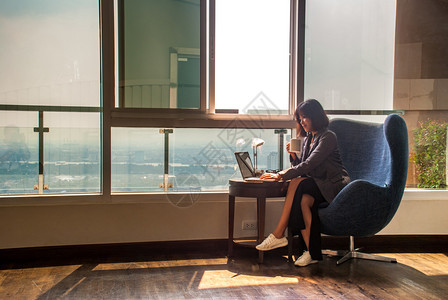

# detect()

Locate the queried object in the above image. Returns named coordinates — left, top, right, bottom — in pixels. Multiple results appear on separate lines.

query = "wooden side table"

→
left=228, top=179, right=288, bottom=263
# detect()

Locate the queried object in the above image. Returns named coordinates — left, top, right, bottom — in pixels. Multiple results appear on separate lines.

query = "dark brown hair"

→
left=295, top=99, right=329, bottom=133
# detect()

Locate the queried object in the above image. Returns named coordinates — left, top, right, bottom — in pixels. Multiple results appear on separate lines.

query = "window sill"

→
left=0, top=191, right=229, bottom=207
left=0, top=188, right=446, bottom=207
left=403, top=188, right=448, bottom=201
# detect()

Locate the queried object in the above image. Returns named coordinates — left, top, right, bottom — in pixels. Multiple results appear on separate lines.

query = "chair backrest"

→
left=320, top=114, right=408, bottom=236
left=329, top=118, right=391, bottom=186
left=329, top=114, right=408, bottom=190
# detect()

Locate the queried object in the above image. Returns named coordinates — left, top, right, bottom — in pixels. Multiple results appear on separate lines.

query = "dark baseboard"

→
left=1, top=235, right=447, bottom=269
left=0, top=239, right=228, bottom=269
left=321, top=235, right=448, bottom=253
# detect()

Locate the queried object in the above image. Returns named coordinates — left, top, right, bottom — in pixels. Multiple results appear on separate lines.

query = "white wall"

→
left=0, top=191, right=446, bottom=249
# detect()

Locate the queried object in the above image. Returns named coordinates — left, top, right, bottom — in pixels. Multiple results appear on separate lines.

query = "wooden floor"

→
left=1, top=239, right=447, bottom=299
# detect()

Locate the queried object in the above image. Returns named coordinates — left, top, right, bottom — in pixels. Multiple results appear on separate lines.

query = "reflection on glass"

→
left=118, top=0, right=200, bottom=109
left=0, top=112, right=38, bottom=195
left=44, top=112, right=101, bottom=193
left=305, top=0, right=396, bottom=110
left=215, top=0, right=290, bottom=114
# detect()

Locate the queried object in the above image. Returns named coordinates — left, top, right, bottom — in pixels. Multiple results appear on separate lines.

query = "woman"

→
left=256, top=99, right=350, bottom=267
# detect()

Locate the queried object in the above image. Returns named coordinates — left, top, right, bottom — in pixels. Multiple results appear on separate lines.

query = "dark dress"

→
left=288, top=177, right=326, bottom=260
left=279, top=129, right=350, bottom=260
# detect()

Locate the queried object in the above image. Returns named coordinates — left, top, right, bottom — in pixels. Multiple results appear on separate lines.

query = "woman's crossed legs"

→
left=256, top=177, right=316, bottom=252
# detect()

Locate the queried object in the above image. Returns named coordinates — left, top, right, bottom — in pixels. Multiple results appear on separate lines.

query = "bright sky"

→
left=215, top=0, right=290, bottom=112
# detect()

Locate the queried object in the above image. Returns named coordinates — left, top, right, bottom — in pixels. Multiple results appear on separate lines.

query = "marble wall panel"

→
left=395, top=42, right=422, bottom=79
left=436, top=79, right=448, bottom=109
left=409, top=79, right=436, bottom=110
left=394, top=79, right=410, bottom=110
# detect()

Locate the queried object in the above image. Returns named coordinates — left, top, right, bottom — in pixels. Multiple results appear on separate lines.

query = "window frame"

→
left=0, top=0, right=445, bottom=205
left=0, top=0, right=298, bottom=203
left=111, top=0, right=299, bottom=129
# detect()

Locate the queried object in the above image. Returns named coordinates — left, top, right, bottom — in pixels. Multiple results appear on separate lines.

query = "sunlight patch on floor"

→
left=198, top=270, right=298, bottom=289
left=378, top=253, right=448, bottom=276
left=0, top=265, right=82, bottom=297
left=92, top=258, right=228, bottom=271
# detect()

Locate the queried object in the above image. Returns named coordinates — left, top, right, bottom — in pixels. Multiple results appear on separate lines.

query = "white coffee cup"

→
left=290, top=138, right=303, bottom=153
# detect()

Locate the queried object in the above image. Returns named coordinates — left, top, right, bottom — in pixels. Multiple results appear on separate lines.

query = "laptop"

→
left=234, top=151, right=276, bottom=182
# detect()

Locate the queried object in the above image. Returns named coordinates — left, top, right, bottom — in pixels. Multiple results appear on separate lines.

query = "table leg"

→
left=287, top=227, right=293, bottom=262
left=257, top=197, right=266, bottom=263
left=228, top=195, right=235, bottom=258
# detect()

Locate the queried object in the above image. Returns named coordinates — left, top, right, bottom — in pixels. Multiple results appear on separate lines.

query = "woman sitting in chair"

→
left=257, top=99, right=350, bottom=266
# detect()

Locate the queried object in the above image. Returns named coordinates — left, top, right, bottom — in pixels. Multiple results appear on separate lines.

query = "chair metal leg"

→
left=337, top=251, right=354, bottom=265
left=337, top=251, right=397, bottom=265
left=325, top=236, right=398, bottom=265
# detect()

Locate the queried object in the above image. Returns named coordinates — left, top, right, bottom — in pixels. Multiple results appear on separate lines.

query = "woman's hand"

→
left=286, top=142, right=297, bottom=159
left=260, top=173, right=280, bottom=181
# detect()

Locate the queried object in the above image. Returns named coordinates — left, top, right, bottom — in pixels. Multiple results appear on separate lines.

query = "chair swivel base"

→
left=322, top=236, right=398, bottom=265
left=327, top=250, right=397, bottom=265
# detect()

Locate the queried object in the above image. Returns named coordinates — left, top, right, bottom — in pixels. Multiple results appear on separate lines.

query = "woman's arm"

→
left=280, top=131, right=337, bottom=181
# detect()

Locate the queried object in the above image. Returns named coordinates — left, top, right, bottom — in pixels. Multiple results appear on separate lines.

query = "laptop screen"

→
left=235, top=151, right=255, bottom=178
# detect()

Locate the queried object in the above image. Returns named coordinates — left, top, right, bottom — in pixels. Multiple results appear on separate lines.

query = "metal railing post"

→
left=160, top=129, right=173, bottom=191
left=33, top=111, right=49, bottom=194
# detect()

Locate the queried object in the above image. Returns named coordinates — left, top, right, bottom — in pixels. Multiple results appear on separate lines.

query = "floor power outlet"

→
left=242, top=220, right=257, bottom=230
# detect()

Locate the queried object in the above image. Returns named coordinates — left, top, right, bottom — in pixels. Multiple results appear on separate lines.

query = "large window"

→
left=1, top=0, right=442, bottom=200
left=0, top=0, right=101, bottom=195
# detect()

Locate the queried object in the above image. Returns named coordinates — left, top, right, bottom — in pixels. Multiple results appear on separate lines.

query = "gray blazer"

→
left=279, top=128, right=350, bottom=203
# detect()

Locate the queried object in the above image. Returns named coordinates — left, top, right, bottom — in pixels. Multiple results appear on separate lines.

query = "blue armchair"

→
left=289, top=114, right=409, bottom=264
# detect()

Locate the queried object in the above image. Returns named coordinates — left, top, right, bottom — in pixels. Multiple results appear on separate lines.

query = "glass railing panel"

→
left=44, top=112, right=101, bottom=194
left=111, top=128, right=164, bottom=192
left=110, top=127, right=292, bottom=193
left=170, top=128, right=292, bottom=191
left=0, top=111, right=38, bottom=195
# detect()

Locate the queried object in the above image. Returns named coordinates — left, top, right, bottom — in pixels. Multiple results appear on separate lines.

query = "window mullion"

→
left=101, top=0, right=114, bottom=199
left=296, top=0, right=306, bottom=107
left=200, top=0, right=208, bottom=112
left=208, top=0, right=216, bottom=114
left=289, top=0, right=298, bottom=116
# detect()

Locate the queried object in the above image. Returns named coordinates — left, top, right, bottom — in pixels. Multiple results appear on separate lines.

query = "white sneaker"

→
left=256, top=234, right=288, bottom=251
left=295, top=251, right=318, bottom=267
